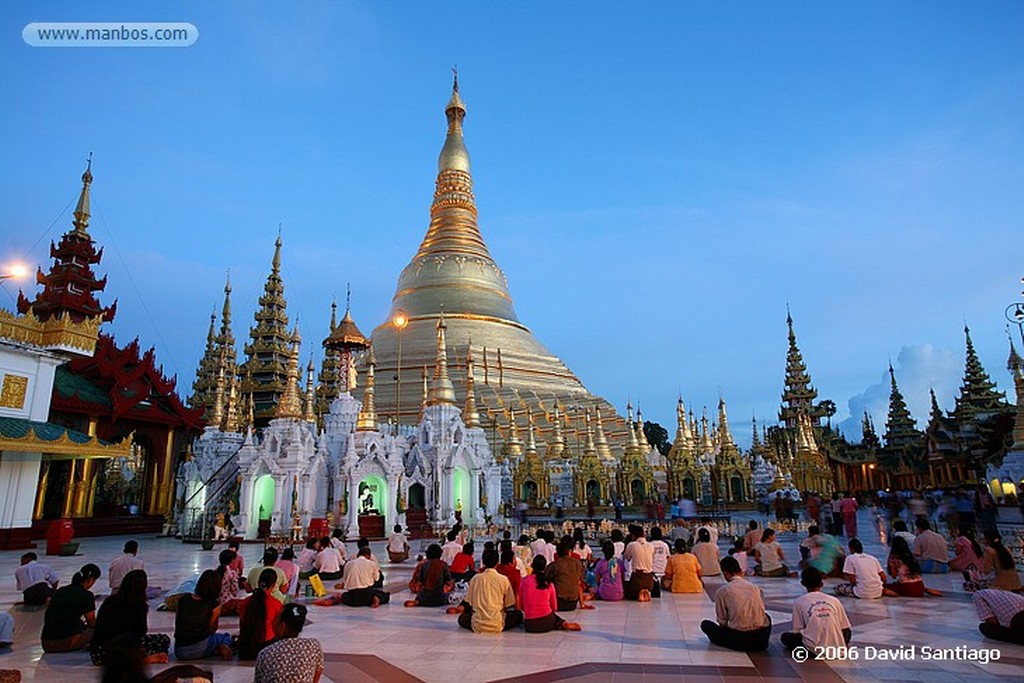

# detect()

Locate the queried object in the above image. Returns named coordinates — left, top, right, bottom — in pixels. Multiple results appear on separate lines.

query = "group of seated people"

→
left=17, top=540, right=322, bottom=682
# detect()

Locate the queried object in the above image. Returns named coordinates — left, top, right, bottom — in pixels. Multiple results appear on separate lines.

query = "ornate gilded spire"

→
left=303, top=356, right=316, bottom=423
left=780, top=309, right=820, bottom=427
left=594, top=407, right=614, bottom=462
left=72, top=154, right=93, bottom=237
left=463, top=343, right=480, bottom=428
left=503, top=408, right=523, bottom=459
left=356, top=345, right=379, bottom=431
left=219, top=274, right=234, bottom=348
left=525, top=408, right=538, bottom=455
left=439, top=66, right=470, bottom=174
left=954, top=325, right=1009, bottom=421
left=718, top=397, right=735, bottom=448
left=625, top=402, right=640, bottom=450
left=274, top=325, right=303, bottom=420
left=428, top=310, right=456, bottom=405
left=316, top=299, right=344, bottom=415
left=210, top=366, right=226, bottom=427
left=635, top=405, right=650, bottom=450
left=224, top=370, right=239, bottom=432
left=420, top=365, right=429, bottom=413
left=584, top=410, right=597, bottom=455
left=243, top=236, right=292, bottom=425
left=546, top=403, right=565, bottom=460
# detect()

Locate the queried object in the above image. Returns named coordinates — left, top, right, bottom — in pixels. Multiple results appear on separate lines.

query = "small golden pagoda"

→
left=513, top=409, right=551, bottom=504
left=573, top=411, right=610, bottom=504
left=667, top=397, right=702, bottom=499
left=615, top=403, right=655, bottom=504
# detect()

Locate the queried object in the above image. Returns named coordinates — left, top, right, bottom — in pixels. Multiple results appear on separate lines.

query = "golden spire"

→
left=329, top=298, right=338, bottom=332
left=594, top=407, right=614, bottom=462
left=356, top=345, right=378, bottom=431
left=211, top=366, right=225, bottom=427
left=718, top=396, right=735, bottom=447
left=636, top=405, right=650, bottom=450
left=206, top=310, right=216, bottom=348
left=584, top=410, right=597, bottom=455
left=676, top=396, right=692, bottom=445
left=439, top=66, right=470, bottom=174
left=503, top=408, right=523, bottom=459
left=303, top=356, right=316, bottom=423
left=224, top=369, right=239, bottom=432
left=272, top=232, right=282, bottom=274
left=624, top=402, right=641, bottom=457
left=72, top=153, right=93, bottom=237
left=463, top=343, right=480, bottom=428
left=546, top=403, right=565, bottom=460
left=428, top=310, right=456, bottom=405
left=219, top=273, right=234, bottom=344
left=274, top=326, right=303, bottom=419
left=420, top=365, right=429, bottom=413
left=525, top=408, right=538, bottom=455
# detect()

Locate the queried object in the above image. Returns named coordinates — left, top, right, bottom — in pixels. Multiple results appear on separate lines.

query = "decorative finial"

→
left=452, top=64, right=459, bottom=92
left=345, top=282, right=351, bottom=312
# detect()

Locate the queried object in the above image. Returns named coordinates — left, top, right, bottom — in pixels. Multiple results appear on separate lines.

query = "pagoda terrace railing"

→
left=179, top=459, right=240, bottom=543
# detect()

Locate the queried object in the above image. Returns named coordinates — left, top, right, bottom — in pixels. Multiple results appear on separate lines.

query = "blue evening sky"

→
left=2, top=2, right=1022, bottom=446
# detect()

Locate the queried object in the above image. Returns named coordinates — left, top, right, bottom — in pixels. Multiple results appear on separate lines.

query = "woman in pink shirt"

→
left=276, top=547, right=299, bottom=596
left=949, top=527, right=983, bottom=573
left=518, top=556, right=582, bottom=633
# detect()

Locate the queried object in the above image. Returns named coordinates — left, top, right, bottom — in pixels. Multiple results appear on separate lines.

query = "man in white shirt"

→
left=109, top=540, right=145, bottom=593
left=339, top=546, right=387, bottom=607
left=834, top=539, right=885, bottom=599
left=782, top=567, right=852, bottom=653
left=623, top=525, right=655, bottom=601
left=442, top=530, right=463, bottom=567
left=16, top=552, right=59, bottom=605
left=315, top=535, right=344, bottom=580
left=387, top=524, right=409, bottom=563
left=532, top=528, right=557, bottom=565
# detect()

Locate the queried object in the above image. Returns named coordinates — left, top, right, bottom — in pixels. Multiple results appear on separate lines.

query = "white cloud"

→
left=838, top=344, right=961, bottom=441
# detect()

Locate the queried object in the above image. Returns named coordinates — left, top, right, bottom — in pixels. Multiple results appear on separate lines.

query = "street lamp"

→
left=0, top=263, right=29, bottom=281
left=392, top=310, right=408, bottom=435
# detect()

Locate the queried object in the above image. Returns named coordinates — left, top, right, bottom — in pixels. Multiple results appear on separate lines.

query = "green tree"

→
left=643, top=421, right=671, bottom=455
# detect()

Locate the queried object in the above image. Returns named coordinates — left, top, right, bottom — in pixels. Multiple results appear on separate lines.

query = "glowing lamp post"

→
left=393, top=310, right=409, bottom=435
left=0, top=263, right=29, bottom=281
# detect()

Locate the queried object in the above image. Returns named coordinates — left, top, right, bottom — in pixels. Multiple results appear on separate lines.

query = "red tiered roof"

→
left=52, top=334, right=204, bottom=430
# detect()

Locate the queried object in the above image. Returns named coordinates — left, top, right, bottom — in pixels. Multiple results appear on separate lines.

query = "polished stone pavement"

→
left=0, top=509, right=1021, bottom=682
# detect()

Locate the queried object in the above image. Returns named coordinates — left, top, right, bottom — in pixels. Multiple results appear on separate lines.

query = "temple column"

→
left=71, top=459, right=94, bottom=517
left=61, top=459, right=77, bottom=518
left=33, top=460, right=50, bottom=520
left=156, top=426, right=176, bottom=516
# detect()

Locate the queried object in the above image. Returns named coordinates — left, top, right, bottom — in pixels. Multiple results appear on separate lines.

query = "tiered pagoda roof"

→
left=778, top=311, right=822, bottom=427
left=315, top=300, right=342, bottom=418
left=18, top=160, right=117, bottom=324
left=879, top=364, right=925, bottom=474
left=241, top=236, right=295, bottom=426
left=53, top=334, right=204, bottom=433
left=953, top=326, right=1009, bottom=422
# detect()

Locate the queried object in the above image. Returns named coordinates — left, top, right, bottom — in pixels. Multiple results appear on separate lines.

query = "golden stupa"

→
left=364, top=75, right=632, bottom=455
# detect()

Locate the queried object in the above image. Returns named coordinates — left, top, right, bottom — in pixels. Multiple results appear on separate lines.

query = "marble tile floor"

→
left=0, top=509, right=1020, bottom=682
